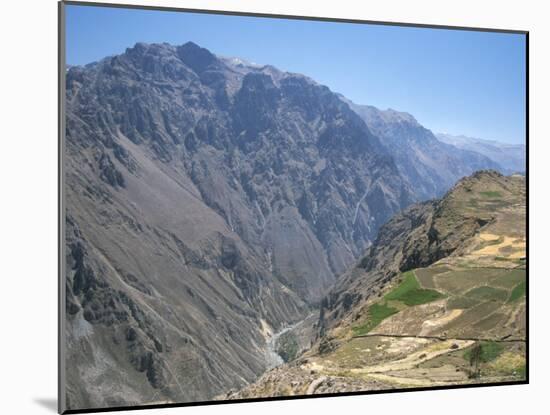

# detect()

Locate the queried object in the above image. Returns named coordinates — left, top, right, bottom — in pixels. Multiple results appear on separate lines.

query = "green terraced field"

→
left=352, top=271, right=446, bottom=335
left=384, top=271, right=445, bottom=306
left=352, top=302, right=398, bottom=335
left=434, top=268, right=503, bottom=295
left=440, top=301, right=502, bottom=336
left=490, top=269, right=526, bottom=289
left=397, top=288, right=445, bottom=306
left=472, top=312, right=506, bottom=332
left=415, top=266, right=451, bottom=289
left=465, top=286, right=509, bottom=302
left=352, top=265, right=526, bottom=339
left=421, top=266, right=527, bottom=337
left=508, top=281, right=526, bottom=303
left=447, top=295, right=482, bottom=310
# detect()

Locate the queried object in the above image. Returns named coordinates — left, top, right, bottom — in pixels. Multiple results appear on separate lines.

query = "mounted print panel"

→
left=59, top=1, right=528, bottom=413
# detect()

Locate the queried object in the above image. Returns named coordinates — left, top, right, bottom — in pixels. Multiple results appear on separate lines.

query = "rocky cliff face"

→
left=342, top=99, right=502, bottom=199
left=64, top=42, right=416, bottom=409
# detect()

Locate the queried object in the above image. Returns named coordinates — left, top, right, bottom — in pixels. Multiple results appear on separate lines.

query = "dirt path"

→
left=349, top=339, right=474, bottom=375
left=353, top=333, right=526, bottom=343
left=366, top=373, right=435, bottom=387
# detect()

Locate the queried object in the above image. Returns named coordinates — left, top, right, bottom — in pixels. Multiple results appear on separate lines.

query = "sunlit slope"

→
left=226, top=171, right=526, bottom=398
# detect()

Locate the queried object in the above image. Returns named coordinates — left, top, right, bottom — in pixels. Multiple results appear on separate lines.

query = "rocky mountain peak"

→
left=176, top=41, right=218, bottom=73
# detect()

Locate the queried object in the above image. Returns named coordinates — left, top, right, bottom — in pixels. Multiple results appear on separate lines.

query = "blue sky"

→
left=66, top=4, right=526, bottom=144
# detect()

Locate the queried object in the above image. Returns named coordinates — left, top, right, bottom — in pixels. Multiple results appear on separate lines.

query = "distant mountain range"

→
left=63, top=41, right=526, bottom=410
left=340, top=98, right=503, bottom=199
left=436, top=133, right=526, bottom=174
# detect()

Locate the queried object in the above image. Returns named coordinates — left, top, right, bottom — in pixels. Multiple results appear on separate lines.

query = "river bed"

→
left=264, top=313, right=317, bottom=369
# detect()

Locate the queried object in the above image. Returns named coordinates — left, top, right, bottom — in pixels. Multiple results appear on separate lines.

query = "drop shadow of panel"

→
left=34, top=398, right=57, bottom=413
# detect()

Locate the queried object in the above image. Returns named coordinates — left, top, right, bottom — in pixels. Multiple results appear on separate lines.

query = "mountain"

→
left=226, top=171, right=526, bottom=398
left=436, top=133, right=526, bottom=174
left=341, top=99, right=503, bottom=199
left=64, top=42, right=416, bottom=409
left=64, top=41, right=526, bottom=410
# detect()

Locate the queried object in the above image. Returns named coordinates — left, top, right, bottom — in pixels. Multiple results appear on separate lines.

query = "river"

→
left=264, top=313, right=317, bottom=369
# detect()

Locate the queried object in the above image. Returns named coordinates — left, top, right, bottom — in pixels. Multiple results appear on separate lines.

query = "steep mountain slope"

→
left=341, top=99, right=502, bottom=199
left=322, top=170, right=525, bottom=331
left=437, top=133, right=526, bottom=174
left=226, top=171, right=526, bottom=398
left=64, top=42, right=415, bottom=409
